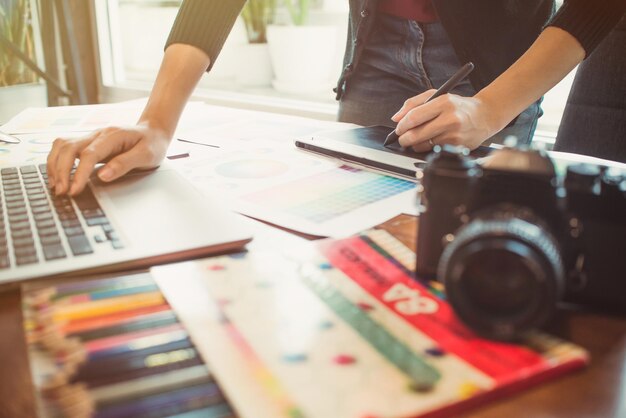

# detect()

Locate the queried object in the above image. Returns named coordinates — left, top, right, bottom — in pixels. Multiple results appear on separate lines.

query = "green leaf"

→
left=0, top=0, right=38, bottom=86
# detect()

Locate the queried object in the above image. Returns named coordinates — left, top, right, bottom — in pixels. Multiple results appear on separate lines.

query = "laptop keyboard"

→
left=0, top=164, right=123, bottom=269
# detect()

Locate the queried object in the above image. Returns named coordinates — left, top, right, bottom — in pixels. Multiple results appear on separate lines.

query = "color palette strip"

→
left=320, top=235, right=555, bottom=381
left=299, top=263, right=441, bottom=389
left=243, top=165, right=415, bottom=223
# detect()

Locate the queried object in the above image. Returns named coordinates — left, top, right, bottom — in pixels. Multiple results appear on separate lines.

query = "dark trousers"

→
left=554, top=17, right=626, bottom=163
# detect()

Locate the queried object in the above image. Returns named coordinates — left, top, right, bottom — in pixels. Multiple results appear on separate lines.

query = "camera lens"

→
left=462, top=247, right=538, bottom=316
left=438, top=211, right=564, bottom=341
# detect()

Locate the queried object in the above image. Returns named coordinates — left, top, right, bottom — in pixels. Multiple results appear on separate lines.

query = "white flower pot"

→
left=119, top=4, right=179, bottom=74
left=267, top=25, right=338, bottom=94
left=119, top=5, right=250, bottom=84
left=209, top=17, right=249, bottom=83
left=235, top=43, right=274, bottom=87
left=0, top=83, right=48, bottom=122
left=321, top=0, right=349, bottom=12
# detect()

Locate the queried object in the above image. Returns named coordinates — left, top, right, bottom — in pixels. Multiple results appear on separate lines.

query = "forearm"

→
left=139, top=43, right=211, bottom=138
left=475, top=26, right=586, bottom=133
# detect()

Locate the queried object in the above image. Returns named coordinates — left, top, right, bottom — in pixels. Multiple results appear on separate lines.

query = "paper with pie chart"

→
left=175, top=140, right=418, bottom=237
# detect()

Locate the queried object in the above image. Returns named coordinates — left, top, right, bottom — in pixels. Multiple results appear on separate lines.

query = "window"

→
left=0, top=0, right=47, bottom=121
left=93, top=0, right=576, bottom=139
left=94, top=0, right=348, bottom=119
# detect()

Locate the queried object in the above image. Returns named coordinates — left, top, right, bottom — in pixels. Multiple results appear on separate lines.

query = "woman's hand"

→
left=391, top=26, right=587, bottom=153
left=47, top=123, right=171, bottom=196
left=391, top=89, right=499, bottom=152
left=45, top=43, right=213, bottom=197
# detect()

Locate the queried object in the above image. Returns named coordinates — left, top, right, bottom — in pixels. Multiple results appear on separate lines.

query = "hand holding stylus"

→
left=383, top=62, right=496, bottom=152
left=384, top=62, right=475, bottom=147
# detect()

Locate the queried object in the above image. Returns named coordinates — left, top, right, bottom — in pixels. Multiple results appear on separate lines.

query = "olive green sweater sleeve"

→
left=165, top=0, right=246, bottom=70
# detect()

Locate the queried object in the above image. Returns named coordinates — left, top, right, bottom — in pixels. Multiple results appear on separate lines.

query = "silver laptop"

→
left=0, top=161, right=252, bottom=285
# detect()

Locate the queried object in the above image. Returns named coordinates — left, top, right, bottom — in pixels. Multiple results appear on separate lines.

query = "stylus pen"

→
left=383, top=62, right=475, bottom=147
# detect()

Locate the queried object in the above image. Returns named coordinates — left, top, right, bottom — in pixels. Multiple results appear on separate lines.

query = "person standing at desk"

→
left=47, top=0, right=626, bottom=196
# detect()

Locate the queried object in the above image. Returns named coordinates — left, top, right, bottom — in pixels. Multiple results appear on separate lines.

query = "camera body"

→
left=415, top=145, right=626, bottom=340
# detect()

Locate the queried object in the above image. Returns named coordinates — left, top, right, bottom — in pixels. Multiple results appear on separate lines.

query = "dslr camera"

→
left=415, top=144, right=626, bottom=340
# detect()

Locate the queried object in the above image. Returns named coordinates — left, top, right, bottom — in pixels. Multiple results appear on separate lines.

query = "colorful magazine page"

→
left=153, top=230, right=588, bottom=418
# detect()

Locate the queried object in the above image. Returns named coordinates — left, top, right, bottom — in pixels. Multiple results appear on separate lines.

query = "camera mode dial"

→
left=565, top=163, right=602, bottom=194
left=426, top=144, right=474, bottom=170
left=601, top=167, right=626, bottom=198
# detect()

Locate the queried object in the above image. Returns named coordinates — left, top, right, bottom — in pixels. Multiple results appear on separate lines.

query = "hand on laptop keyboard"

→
left=47, top=124, right=171, bottom=196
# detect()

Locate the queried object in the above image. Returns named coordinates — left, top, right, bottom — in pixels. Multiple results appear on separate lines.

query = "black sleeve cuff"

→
left=165, top=0, right=245, bottom=71
left=547, top=0, right=626, bottom=58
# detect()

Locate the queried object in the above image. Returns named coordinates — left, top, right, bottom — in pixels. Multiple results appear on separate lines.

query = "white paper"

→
left=0, top=101, right=212, bottom=164
left=1, top=99, right=149, bottom=135
left=2, top=101, right=417, bottom=238
left=175, top=130, right=417, bottom=237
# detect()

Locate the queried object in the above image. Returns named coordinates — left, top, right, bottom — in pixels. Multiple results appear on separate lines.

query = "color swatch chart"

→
left=176, top=139, right=418, bottom=237
left=154, top=231, right=588, bottom=418
left=23, top=273, right=236, bottom=418
left=242, top=165, right=415, bottom=223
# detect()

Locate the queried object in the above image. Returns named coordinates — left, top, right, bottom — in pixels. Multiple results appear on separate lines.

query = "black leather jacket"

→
left=335, top=0, right=555, bottom=100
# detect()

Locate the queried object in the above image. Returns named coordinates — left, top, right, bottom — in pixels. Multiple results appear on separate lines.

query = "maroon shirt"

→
left=378, top=0, right=438, bottom=23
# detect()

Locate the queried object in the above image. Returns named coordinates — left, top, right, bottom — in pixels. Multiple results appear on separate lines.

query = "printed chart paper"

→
left=174, top=138, right=418, bottom=237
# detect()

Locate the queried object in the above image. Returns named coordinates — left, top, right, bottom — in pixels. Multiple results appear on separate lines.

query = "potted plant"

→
left=234, top=0, right=276, bottom=87
left=267, top=0, right=338, bottom=94
left=0, top=0, right=46, bottom=121
left=242, top=0, right=277, bottom=43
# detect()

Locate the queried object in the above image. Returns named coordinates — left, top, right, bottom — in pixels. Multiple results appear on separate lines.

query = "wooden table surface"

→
left=1, top=215, right=625, bottom=418
left=0, top=287, right=37, bottom=418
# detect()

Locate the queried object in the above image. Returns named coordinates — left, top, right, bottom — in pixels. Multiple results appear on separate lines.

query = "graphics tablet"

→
left=295, top=125, right=491, bottom=179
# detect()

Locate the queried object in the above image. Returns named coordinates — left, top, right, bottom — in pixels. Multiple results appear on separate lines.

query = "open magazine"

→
left=153, top=228, right=588, bottom=418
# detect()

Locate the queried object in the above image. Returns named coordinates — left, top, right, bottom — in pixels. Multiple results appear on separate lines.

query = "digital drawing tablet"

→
left=295, top=125, right=491, bottom=180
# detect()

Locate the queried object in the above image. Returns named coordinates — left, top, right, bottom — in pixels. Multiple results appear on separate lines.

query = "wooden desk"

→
left=0, top=288, right=37, bottom=418
left=1, top=215, right=625, bottom=418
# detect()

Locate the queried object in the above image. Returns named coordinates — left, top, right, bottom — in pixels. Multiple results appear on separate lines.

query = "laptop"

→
left=0, top=161, right=252, bottom=285
left=295, top=125, right=491, bottom=179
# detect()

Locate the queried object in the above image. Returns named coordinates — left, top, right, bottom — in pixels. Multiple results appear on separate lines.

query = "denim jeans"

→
left=338, top=14, right=542, bottom=145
